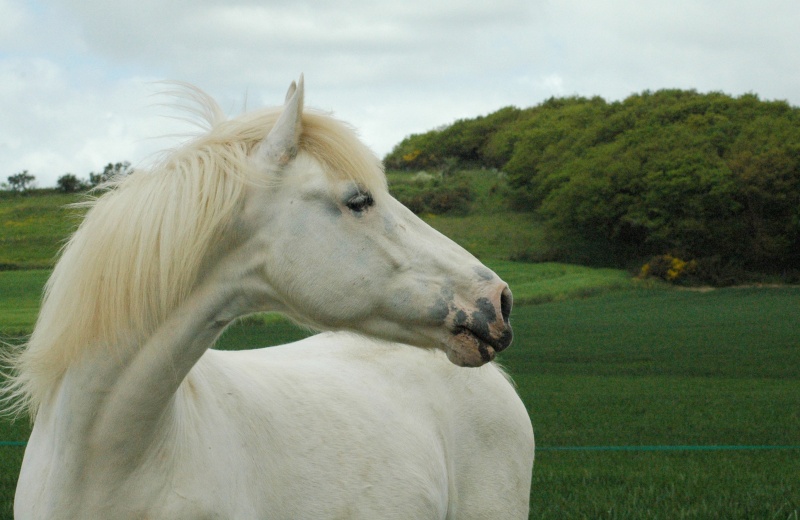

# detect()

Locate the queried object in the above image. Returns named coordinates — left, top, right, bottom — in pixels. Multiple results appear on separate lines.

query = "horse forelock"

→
left=2, top=85, right=386, bottom=418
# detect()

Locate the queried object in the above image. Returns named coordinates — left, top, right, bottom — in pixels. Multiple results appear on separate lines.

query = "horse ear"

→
left=284, top=79, right=298, bottom=104
left=259, top=74, right=304, bottom=167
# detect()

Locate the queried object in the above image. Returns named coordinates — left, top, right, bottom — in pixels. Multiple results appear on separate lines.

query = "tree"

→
left=89, top=161, right=133, bottom=187
left=5, top=171, right=36, bottom=192
left=57, top=173, right=86, bottom=193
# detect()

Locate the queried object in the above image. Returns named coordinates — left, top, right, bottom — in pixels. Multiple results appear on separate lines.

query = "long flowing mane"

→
left=2, top=86, right=385, bottom=418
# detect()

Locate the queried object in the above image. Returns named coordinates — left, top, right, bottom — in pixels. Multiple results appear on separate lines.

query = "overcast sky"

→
left=2, top=0, right=799, bottom=187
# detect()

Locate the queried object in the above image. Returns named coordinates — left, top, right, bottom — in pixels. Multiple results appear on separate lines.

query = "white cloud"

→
left=2, top=0, right=800, bottom=186
left=0, top=57, right=184, bottom=184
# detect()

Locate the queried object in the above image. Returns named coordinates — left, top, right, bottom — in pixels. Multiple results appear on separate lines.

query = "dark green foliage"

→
left=3, top=171, right=36, bottom=193
left=88, top=161, right=133, bottom=187
left=385, top=90, right=800, bottom=279
left=56, top=174, right=86, bottom=193
left=389, top=172, right=474, bottom=215
left=384, top=106, right=525, bottom=171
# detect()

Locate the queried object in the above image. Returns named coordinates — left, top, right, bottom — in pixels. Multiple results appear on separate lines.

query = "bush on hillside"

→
left=390, top=173, right=474, bottom=215
left=384, top=106, right=524, bottom=171
left=639, top=254, right=697, bottom=284
left=57, top=174, right=87, bottom=193
left=385, top=89, right=800, bottom=279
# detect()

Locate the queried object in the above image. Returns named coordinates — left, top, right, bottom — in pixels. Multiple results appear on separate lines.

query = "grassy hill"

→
left=0, top=191, right=84, bottom=270
left=1, top=175, right=530, bottom=270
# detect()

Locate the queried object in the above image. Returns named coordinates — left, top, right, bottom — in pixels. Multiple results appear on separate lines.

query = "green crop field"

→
left=0, top=270, right=49, bottom=335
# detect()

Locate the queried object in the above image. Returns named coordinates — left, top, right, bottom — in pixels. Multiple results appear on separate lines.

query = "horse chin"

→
left=444, top=330, right=496, bottom=367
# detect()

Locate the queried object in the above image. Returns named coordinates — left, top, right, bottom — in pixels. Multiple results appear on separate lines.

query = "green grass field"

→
left=3, top=282, right=798, bottom=518
left=0, top=270, right=48, bottom=335
left=1, top=189, right=799, bottom=518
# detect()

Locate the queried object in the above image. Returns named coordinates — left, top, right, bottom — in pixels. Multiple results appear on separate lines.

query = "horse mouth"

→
left=446, top=325, right=513, bottom=367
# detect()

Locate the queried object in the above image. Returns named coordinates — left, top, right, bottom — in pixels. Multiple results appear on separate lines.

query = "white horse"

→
left=4, top=77, right=533, bottom=519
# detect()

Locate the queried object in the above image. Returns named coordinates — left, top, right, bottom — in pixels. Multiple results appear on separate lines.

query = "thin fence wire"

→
left=538, top=445, right=800, bottom=452
left=5, top=442, right=800, bottom=450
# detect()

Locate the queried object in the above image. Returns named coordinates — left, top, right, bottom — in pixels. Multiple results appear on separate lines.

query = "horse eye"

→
left=346, top=192, right=374, bottom=213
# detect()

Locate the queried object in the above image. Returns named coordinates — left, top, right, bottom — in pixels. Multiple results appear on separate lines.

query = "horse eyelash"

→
left=346, top=192, right=374, bottom=212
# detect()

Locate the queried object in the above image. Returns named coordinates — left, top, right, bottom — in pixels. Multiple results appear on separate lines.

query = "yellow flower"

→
left=403, top=150, right=422, bottom=163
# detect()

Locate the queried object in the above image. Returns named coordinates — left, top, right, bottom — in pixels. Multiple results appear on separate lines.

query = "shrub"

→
left=390, top=174, right=474, bottom=215
left=639, top=254, right=697, bottom=284
left=689, top=256, right=750, bottom=287
left=56, top=174, right=86, bottom=193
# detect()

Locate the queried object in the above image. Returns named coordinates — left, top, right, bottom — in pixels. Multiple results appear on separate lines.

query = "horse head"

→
left=219, top=76, right=512, bottom=367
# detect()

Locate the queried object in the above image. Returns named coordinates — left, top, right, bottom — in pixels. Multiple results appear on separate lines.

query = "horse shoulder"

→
left=159, top=336, right=452, bottom=518
left=99, top=332, right=530, bottom=518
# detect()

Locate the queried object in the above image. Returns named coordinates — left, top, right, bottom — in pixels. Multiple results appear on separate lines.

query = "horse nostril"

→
left=500, top=287, right=513, bottom=324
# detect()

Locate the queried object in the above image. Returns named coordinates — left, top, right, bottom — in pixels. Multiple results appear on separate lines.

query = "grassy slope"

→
left=0, top=192, right=83, bottom=269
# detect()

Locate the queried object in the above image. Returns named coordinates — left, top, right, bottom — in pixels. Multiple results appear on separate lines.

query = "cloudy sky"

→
left=2, top=0, right=799, bottom=187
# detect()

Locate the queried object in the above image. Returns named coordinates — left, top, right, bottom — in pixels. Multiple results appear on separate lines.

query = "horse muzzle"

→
left=444, top=286, right=513, bottom=367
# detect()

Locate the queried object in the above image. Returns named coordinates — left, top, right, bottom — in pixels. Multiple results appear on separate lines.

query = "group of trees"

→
left=2, top=162, right=133, bottom=194
left=57, top=161, right=134, bottom=192
left=3, top=170, right=37, bottom=192
left=385, top=89, right=800, bottom=278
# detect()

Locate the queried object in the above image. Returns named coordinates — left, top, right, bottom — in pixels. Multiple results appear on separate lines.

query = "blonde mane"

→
left=2, top=87, right=386, bottom=418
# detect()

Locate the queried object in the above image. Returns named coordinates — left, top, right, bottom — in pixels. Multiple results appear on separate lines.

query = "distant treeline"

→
left=1, top=162, right=133, bottom=194
left=385, top=90, right=800, bottom=280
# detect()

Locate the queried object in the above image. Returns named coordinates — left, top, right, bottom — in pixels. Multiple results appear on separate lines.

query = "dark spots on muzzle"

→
left=427, top=285, right=458, bottom=325
left=467, top=295, right=513, bottom=353
left=430, top=282, right=514, bottom=356
left=473, top=266, right=495, bottom=281
left=474, top=297, right=497, bottom=323
left=468, top=309, right=492, bottom=344
left=477, top=342, right=492, bottom=362
left=427, top=298, right=449, bottom=323
left=453, top=309, right=468, bottom=328
left=497, top=327, right=513, bottom=350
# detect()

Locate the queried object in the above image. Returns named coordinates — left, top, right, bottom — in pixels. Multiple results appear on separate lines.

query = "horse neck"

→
left=18, top=161, right=248, bottom=423
left=37, top=272, right=240, bottom=471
